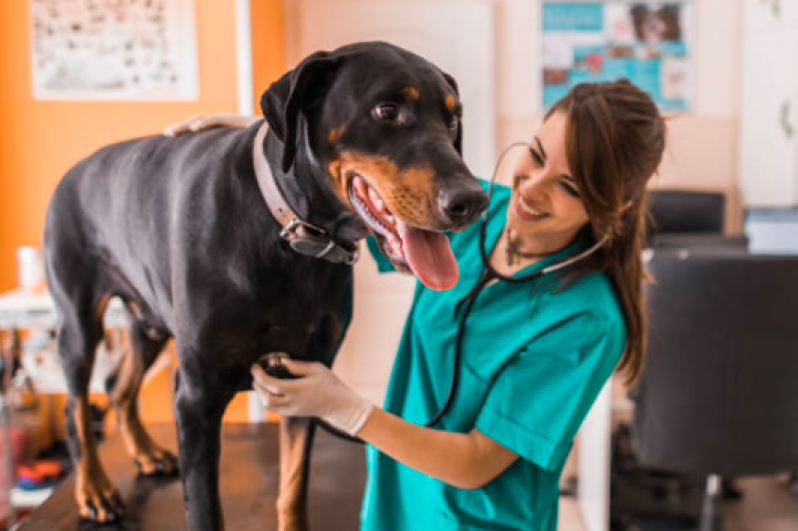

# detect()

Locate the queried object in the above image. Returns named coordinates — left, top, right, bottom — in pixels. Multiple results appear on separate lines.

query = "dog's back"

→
left=45, top=126, right=257, bottom=331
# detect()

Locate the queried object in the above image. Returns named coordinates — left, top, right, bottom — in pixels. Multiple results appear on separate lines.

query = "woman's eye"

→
left=560, top=181, right=581, bottom=199
left=373, top=103, right=400, bottom=122
left=528, top=148, right=544, bottom=166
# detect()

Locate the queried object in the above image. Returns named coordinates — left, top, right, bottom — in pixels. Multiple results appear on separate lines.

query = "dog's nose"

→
left=438, top=185, right=488, bottom=226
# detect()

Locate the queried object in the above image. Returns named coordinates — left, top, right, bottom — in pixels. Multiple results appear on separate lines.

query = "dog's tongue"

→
left=396, top=220, right=459, bottom=291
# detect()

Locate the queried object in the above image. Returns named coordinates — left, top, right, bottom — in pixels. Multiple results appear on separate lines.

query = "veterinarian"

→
left=168, top=79, right=666, bottom=531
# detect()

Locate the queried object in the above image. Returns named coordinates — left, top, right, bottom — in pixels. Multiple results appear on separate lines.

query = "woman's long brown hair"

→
left=547, top=80, right=666, bottom=385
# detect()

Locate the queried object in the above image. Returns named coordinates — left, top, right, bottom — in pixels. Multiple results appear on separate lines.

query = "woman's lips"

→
left=514, top=195, right=550, bottom=222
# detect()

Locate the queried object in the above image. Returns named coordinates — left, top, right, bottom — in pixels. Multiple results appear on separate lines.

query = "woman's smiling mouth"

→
left=515, top=195, right=550, bottom=222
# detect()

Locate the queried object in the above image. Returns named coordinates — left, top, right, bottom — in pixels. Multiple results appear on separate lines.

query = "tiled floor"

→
left=557, top=474, right=798, bottom=531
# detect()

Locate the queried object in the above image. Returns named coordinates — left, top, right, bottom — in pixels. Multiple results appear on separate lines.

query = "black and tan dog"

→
left=43, top=42, right=487, bottom=530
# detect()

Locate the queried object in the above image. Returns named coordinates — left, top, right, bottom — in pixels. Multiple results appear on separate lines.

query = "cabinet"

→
left=739, top=0, right=798, bottom=206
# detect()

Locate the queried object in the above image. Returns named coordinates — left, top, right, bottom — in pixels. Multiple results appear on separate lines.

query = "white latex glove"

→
left=163, top=113, right=259, bottom=137
left=251, top=358, right=374, bottom=437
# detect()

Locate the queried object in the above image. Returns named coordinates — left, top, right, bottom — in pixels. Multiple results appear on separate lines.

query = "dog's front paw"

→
left=134, top=448, right=179, bottom=477
left=77, top=481, right=125, bottom=523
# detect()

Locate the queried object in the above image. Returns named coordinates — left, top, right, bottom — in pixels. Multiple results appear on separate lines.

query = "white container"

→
left=16, top=247, right=44, bottom=292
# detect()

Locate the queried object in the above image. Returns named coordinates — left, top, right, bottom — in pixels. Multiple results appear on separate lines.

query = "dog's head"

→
left=260, top=41, right=487, bottom=290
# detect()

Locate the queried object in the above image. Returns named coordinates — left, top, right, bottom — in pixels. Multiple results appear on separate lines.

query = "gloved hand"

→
left=251, top=358, right=374, bottom=437
left=163, top=113, right=259, bottom=137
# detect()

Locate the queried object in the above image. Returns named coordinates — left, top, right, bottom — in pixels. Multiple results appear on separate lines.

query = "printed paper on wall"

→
left=542, top=2, right=692, bottom=110
left=30, top=0, right=198, bottom=100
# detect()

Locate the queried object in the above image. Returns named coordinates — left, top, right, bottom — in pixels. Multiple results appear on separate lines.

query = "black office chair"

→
left=632, top=250, right=798, bottom=530
left=645, top=190, right=744, bottom=252
left=648, top=190, right=726, bottom=234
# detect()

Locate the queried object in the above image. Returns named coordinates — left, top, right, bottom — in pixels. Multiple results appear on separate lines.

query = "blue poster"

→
left=542, top=2, right=691, bottom=111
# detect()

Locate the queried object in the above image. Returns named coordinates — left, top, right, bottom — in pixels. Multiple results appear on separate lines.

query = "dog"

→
left=630, top=4, right=682, bottom=43
left=43, top=41, right=487, bottom=531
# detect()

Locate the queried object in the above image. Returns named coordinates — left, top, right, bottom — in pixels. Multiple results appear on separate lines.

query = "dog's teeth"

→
left=367, top=186, right=383, bottom=210
left=353, top=176, right=368, bottom=197
left=390, top=238, right=403, bottom=257
left=384, top=213, right=395, bottom=226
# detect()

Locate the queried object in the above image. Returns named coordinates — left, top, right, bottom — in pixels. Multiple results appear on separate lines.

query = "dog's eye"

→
left=373, top=103, right=400, bottom=123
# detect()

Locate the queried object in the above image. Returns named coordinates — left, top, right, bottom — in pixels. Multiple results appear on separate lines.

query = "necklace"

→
left=505, top=228, right=555, bottom=266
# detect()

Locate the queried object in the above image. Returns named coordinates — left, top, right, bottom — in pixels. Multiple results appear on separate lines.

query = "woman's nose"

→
left=519, top=174, right=550, bottom=199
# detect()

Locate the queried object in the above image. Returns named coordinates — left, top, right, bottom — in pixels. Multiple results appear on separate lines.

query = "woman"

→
left=170, top=79, right=666, bottom=530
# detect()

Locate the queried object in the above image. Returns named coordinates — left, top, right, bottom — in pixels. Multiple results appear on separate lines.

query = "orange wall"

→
left=0, top=0, right=285, bottom=428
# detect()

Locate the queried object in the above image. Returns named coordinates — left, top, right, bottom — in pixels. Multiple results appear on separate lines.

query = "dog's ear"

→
left=442, top=72, right=463, bottom=156
left=261, top=51, right=340, bottom=173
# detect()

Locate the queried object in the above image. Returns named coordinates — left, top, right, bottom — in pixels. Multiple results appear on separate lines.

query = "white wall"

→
left=493, top=0, right=744, bottom=230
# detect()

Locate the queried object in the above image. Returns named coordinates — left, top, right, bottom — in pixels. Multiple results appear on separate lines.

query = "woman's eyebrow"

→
left=534, top=137, right=547, bottom=161
left=535, top=136, right=575, bottom=183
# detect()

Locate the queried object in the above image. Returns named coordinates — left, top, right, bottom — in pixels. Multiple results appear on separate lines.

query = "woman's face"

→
left=508, top=111, right=589, bottom=249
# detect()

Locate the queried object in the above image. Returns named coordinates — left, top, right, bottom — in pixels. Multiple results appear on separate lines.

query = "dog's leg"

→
left=57, top=298, right=125, bottom=523
left=276, top=314, right=343, bottom=531
left=174, top=361, right=233, bottom=531
left=108, top=322, right=178, bottom=476
left=277, top=416, right=317, bottom=531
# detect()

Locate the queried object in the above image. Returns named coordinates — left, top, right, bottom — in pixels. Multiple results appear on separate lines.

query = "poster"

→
left=542, top=2, right=691, bottom=110
left=30, top=0, right=198, bottom=100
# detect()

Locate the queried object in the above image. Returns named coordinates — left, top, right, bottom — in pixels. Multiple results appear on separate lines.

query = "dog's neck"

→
left=255, top=121, right=368, bottom=254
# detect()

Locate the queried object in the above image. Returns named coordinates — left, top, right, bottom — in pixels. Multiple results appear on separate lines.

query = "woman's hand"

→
left=251, top=358, right=518, bottom=488
left=163, top=113, right=259, bottom=137
left=251, top=358, right=374, bottom=437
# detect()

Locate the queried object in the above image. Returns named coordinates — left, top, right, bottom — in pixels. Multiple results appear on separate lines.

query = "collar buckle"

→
left=281, top=218, right=360, bottom=265
left=254, top=123, right=360, bottom=266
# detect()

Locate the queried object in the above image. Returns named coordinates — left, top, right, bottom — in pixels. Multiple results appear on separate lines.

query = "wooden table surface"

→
left=17, top=423, right=366, bottom=531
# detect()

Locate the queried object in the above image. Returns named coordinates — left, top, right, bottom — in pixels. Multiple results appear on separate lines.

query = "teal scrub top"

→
left=358, top=179, right=627, bottom=531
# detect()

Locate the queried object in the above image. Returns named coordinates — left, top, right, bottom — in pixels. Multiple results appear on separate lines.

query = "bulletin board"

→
left=542, top=2, right=692, bottom=111
left=30, top=0, right=199, bottom=100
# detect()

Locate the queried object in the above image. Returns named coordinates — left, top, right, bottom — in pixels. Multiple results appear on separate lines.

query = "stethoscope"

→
left=424, top=142, right=608, bottom=428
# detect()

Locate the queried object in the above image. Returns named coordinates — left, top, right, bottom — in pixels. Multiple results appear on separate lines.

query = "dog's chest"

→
left=230, top=264, right=352, bottom=361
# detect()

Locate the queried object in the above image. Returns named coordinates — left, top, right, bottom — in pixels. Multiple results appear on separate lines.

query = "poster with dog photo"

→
left=542, top=2, right=691, bottom=110
left=30, top=0, right=198, bottom=100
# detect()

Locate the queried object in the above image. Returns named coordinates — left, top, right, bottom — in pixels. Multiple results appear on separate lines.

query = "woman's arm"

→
left=252, top=360, right=519, bottom=489
left=359, top=408, right=519, bottom=489
left=163, top=113, right=258, bottom=136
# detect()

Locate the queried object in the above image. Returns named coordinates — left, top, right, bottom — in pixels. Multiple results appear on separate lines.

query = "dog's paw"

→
left=134, top=449, right=179, bottom=477
left=77, top=484, right=125, bottom=524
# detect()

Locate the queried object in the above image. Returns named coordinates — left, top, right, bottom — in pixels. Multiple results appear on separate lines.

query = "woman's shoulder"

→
left=540, top=270, right=625, bottom=336
left=524, top=272, right=626, bottom=366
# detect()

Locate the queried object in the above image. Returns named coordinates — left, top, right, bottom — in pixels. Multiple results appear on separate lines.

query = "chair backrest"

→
left=634, top=251, right=798, bottom=476
left=648, top=190, right=725, bottom=235
left=648, top=233, right=748, bottom=252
